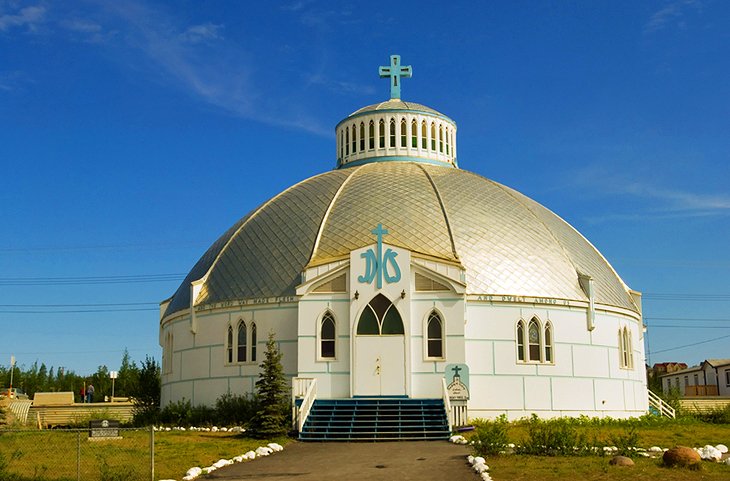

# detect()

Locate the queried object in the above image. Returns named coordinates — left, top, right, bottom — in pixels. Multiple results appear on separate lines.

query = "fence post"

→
left=150, top=426, right=155, bottom=481
left=76, top=430, right=81, bottom=481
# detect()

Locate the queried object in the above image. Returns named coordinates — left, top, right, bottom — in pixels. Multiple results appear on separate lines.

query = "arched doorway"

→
left=354, top=294, right=406, bottom=396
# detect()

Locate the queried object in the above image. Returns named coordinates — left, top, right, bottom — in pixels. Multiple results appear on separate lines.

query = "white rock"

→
left=467, top=455, right=475, bottom=464
left=212, top=459, right=233, bottom=469
left=185, top=467, right=202, bottom=477
left=180, top=427, right=186, bottom=431
left=473, top=462, right=489, bottom=473
left=638, top=452, right=651, bottom=458
left=233, top=455, right=244, bottom=463
left=716, top=444, right=728, bottom=454
left=480, top=473, right=492, bottom=481
left=182, top=477, right=196, bottom=481
left=165, top=427, right=171, bottom=431
left=211, top=426, right=219, bottom=432
left=698, top=445, right=722, bottom=461
left=724, top=458, right=730, bottom=466
left=230, top=426, right=242, bottom=433
left=648, top=446, right=662, bottom=453
left=202, top=466, right=216, bottom=474
left=268, top=442, right=284, bottom=452
left=450, top=435, right=466, bottom=444
left=507, top=443, right=515, bottom=449
left=256, top=446, right=273, bottom=456
left=244, top=450, right=256, bottom=460
left=474, top=456, right=486, bottom=466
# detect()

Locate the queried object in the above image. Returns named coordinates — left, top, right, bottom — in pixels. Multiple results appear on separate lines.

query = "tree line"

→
left=0, top=349, right=159, bottom=403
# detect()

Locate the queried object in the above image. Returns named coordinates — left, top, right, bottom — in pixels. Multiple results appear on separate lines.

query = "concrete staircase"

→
left=299, top=398, right=450, bottom=441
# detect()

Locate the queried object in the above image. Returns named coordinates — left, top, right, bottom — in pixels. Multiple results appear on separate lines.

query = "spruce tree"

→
left=252, top=331, right=289, bottom=438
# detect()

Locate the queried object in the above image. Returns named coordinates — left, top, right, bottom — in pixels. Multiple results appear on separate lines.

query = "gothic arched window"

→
left=389, top=118, right=396, bottom=147
left=237, top=320, right=247, bottom=362
left=528, top=318, right=541, bottom=361
left=426, top=311, right=444, bottom=358
left=516, top=320, right=526, bottom=361
left=544, top=322, right=553, bottom=363
left=250, top=322, right=257, bottom=362
left=378, top=119, right=384, bottom=148
left=227, top=325, right=233, bottom=363
left=320, top=312, right=336, bottom=359
left=357, top=294, right=404, bottom=335
left=439, top=125, right=444, bottom=153
left=351, top=124, right=357, bottom=153
left=360, top=122, right=366, bottom=151
left=369, top=120, right=375, bottom=150
left=411, top=120, right=418, bottom=148
left=421, top=121, right=427, bottom=149
left=400, top=118, right=407, bottom=147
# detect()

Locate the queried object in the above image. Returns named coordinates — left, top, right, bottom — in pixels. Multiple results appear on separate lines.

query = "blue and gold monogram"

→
left=358, top=224, right=401, bottom=288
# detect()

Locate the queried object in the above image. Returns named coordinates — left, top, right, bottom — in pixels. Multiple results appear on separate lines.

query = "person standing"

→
left=86, top=383, right=95, bottom=403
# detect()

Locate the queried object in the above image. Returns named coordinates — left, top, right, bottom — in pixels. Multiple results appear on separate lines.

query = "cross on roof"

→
left=452, top=365, right=462, bottom=378
left=379, top=54, right=412, bottom=100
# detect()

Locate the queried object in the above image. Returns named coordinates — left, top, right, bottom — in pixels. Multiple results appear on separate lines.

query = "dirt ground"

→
left=206, top=440, right=476, bottom=481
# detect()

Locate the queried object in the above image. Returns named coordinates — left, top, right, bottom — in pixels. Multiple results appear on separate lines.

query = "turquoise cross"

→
left=379, top=54, right=412, bottom=100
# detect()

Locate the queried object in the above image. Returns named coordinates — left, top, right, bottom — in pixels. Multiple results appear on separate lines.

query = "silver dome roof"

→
left=164, top=162, right=638, bottom=317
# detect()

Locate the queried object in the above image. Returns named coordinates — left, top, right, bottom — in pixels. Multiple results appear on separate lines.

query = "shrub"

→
left=159, top=399, right=192, bottom=426
left=518, top=415, right=588, bottom=456
left=215, top=392, right=259, bottom=426
left=608, top=427, right=639, bottom=457
left=694, top=404, right=730, bottom=424
left=471, top=416, right=510, bottom=456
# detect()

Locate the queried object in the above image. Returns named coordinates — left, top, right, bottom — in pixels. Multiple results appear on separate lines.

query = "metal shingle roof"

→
left=163, top=162, right=638, bottom=317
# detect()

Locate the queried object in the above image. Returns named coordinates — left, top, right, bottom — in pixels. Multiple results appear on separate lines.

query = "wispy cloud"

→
left=644, top=0, right=701, bottom=34
left=571, top=166, right=730, bottom=223
left=179, top=22, right=223, bottom=44
left=306, top=73, right=375, bottom=96
left=0, top=4, right=46, bottom=32
left=0, top=70, right=32, bottom=92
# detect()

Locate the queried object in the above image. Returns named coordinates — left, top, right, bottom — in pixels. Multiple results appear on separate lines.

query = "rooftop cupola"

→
left=335, top=55, right=458, bottom=169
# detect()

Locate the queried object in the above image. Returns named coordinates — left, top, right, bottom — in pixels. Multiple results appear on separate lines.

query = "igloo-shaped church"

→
left=159, top=56, right=648, bottom=435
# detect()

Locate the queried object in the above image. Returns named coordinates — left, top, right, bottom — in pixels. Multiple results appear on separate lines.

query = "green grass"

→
left=0, top=429, right=288, bottom=481
left=486, top=455, right=729, bottom=481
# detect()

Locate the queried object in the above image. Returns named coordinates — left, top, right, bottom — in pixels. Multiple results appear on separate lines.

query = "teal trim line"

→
left=300, top=299, right=350, bottom=303
left=194, top=304, right=297, bottom=318
left=466, top=373, right=646, bottom=383
left=335, top=108, right=456, bottom=128
left=208, top=346, right=212, bottom=378
left=191, top=380, right=195, bottom=405
left=164, top=374, right=259, bottom=385
left=592, top=379, right=597, bottom=411
left=337, top=335, right=350, bottom=339
left=469, top=338, right=620, bottom=349
left=571, top=346, right=575, bottom=377
left=522, top=377, right=527, bottom=410
left=339, top=156, right=456, bottom=170
left=412, top=297, right=464, bottom=302
left=492, top=341, right=496, bottom=375
left=174, top=344, right=224, bottom=354
left=278, top=339, right=298, bottom=344
left=299, top=335, right=316, bottom=339
left=445, top=334, right=463, bottom=338
left=412, top=371, right=442, bottom=375
left=549, top=378, right=554, bottom=410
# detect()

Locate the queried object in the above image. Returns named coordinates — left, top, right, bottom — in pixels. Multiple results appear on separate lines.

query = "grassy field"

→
left=0, top=429, right=287, bottom=481
left=486, top=455, right=730, bottom=481
left=0, top=420, right=728, bottom=481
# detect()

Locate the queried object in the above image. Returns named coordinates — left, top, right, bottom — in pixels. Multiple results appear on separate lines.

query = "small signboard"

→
left=445, top=363, right=470, bottom=401
left=89, top=419, right=121, bottom=440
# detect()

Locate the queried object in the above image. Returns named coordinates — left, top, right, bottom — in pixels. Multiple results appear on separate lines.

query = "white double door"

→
left=354, top=335, right=406, bottom=396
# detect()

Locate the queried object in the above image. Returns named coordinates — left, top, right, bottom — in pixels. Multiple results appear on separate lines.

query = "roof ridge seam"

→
left=417, top=164, right=460, bottom=261
left=197, top=171, right=337, bottom=304
left=307, top=165, right=364, bottom=266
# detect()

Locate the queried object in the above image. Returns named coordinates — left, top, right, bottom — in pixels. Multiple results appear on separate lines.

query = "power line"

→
left=0, top=302, right=158, bottom=307
left=649, top=325, right=730, bottom=329
left=648, top=333, right=730, bottom=355
left=645, top=317, right=730, bottom=322
left=0, top=273, right=186, bottom=286
left=0, top=308, right=158, bottom=314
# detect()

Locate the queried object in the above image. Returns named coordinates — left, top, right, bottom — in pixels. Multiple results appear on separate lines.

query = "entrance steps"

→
left=299, top=398, right=450, bottom=441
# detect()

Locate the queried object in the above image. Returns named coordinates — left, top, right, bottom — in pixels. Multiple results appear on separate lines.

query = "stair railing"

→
left=292, top=377, right=317, bottom=432
left=648, top=389, right=675, bottom=418
left=441, top=378, right=453, bottom=432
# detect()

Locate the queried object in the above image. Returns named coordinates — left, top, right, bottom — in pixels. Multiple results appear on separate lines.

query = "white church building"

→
left=159, top=55, right=648, bottom=421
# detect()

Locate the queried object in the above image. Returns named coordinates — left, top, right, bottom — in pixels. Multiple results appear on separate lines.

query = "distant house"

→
left=659, top=359, right=730, bottom=397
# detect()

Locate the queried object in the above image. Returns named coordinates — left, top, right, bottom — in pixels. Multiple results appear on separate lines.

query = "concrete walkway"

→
left=207, top=441, right=475, bottom=481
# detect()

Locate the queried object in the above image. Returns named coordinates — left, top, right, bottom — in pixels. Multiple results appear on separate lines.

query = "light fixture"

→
left=401, top=290, right=406, bottom=299
left=354, top=290, right=359, bottom=300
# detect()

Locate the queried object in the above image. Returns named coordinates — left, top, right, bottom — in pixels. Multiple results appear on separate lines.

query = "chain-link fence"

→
left=0, top=427, right=154, bottom=481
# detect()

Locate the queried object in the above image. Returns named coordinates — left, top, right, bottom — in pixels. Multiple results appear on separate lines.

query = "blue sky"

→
left=1, top=0, right=728, bottom=376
